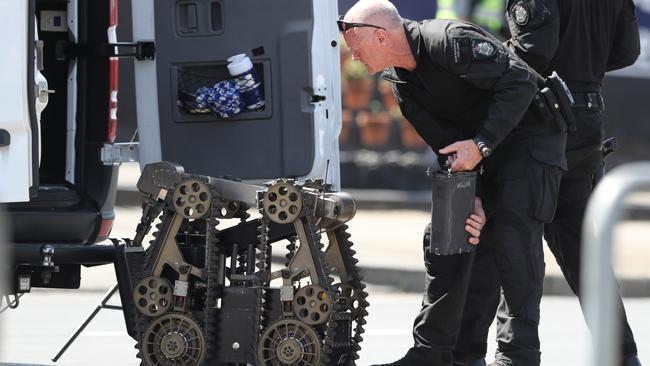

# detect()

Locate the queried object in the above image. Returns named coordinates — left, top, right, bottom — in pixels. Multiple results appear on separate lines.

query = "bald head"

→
left=345, top=0, right=403, bottom=30
left=340, top=0, right=415, bottom=74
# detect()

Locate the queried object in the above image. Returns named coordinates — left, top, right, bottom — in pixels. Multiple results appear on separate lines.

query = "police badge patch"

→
left=512, top=2, right=529, bottom=25
left=470, top=39, right=497, bottom=60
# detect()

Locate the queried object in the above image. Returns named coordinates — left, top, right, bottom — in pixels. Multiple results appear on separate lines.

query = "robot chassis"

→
left=115, top=162, right=369, bottom=366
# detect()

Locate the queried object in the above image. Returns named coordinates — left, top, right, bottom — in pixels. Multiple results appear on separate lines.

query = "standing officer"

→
left=338, top=0, right=567, bottom=365
left=454, top=0, right=642, bottom=365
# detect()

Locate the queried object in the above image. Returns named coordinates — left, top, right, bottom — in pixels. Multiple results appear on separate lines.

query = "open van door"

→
left=0, top=2, right=42, bottom=203
left=131, top=0, right=342, bottom=186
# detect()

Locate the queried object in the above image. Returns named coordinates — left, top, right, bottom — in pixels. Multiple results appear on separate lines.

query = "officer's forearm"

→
left=606, top=0, right=641, bottom=71
left=475, top=65, right=537, bottom=149
left=398, top=98, right=464, bottom=151
left=505, top=39, right=555, bottom=75
left=606, top=31, right=640, bottom=71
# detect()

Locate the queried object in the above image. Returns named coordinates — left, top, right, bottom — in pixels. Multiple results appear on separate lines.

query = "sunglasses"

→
left=337, top=15, right=386, bottom=33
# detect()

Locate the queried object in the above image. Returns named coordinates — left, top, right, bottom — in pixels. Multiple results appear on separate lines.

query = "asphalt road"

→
left=1, top=289, right=648, bottom=366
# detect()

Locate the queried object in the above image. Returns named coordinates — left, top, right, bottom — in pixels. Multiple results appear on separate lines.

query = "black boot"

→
left=454, top=358, right=487, bottom=366
left=371, top=348, right=429, bottom=366
left=487, top=360, right=512, bottom=366
left=466, top=358, right=487, bottom=366
left=371, top=355, right=420, bottom=366
left=623, top=354, right=642, bottom=366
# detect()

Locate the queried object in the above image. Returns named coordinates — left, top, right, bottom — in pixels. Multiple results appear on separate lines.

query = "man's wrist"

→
left=472, top=136, right=492, bottom=158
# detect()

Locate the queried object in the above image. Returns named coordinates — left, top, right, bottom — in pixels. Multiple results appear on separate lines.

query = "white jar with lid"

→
left=227, top=54, right=265, bottom=110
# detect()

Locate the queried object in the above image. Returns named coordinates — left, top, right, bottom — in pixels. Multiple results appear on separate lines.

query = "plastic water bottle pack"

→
left=178, top=53, right=265, bottom=119
left=227, top=54, right=266, bottom=110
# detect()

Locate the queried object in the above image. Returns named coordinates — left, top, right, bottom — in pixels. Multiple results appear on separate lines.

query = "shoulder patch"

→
left=471, top=39, right=497, bottom=60
left=512, top=1, right=529, bottom=25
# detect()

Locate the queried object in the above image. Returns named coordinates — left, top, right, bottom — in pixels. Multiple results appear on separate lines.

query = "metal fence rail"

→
left=582, top=162, right=650, bottom=366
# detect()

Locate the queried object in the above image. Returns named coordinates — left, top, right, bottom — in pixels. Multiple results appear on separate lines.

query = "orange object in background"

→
left=356, top=110, right=392, bottom=149
left=377, top=79, right=399, bottom=111
left=343, top=78, right=375, bottom=110
left=400, top=118, right=428, bottom=150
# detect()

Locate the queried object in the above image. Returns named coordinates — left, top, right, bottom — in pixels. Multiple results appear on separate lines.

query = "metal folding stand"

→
left=51, top=283, right=122, bottom=362
left=0, top=293, right=24, bottom=314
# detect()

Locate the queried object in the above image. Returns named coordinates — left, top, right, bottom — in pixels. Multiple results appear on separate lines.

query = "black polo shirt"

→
left=384, top=19, right=541, bottom=153
left=505, top=0, right=640, bottom=92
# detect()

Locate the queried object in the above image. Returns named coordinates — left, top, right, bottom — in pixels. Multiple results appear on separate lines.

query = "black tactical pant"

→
left=546, top=110, right=638, bottom=357
left=407, top=134, right=562, bottom=366
left=454, top=110, right=638, bottom=364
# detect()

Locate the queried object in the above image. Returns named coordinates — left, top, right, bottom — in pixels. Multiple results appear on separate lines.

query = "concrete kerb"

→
left=77, top=254, right=650, bottom=297
left=353, top=264, right=650, bottom=298
left=115, top=188, right=650, bottom=297
left=119, top=187, right=650, bottom=218
left=115, top=187, right=433, bottom=210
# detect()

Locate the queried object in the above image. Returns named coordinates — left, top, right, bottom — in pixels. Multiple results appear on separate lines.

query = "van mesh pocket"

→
left=177, top=70, right=223, bottom=114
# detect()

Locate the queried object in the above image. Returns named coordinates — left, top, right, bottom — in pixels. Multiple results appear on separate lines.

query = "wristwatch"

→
left=472, top=137, right=492, bottom=158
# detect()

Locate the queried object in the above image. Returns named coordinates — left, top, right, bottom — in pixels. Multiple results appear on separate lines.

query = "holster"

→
left=546, top=71, right=576, bottom=131
left=530, top=71, right=576, bottom=132
left=541, top=87, right=567, bottom=131
left=429, top=171, right=477, bottom=255
left=602, top=137, right=618, bottom=160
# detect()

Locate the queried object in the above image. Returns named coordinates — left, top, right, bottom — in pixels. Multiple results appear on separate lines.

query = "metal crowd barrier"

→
left=581, top=162, right=650, bottom=366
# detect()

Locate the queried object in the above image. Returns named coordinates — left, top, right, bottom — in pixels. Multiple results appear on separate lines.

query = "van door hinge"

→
left=101, top=142, right=139, bottom=165
left=57, top=41, right=155, bottom=61
left=35, top=40, right=45, bottom=71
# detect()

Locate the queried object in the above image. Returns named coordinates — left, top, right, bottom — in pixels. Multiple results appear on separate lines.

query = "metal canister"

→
left=429, top=170, right=478, bottom=255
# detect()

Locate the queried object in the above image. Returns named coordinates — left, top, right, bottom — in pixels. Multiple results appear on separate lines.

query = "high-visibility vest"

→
left=436, top=0, right=504, bottom=33
left=473, top=0, right=504, bottom=32
left=436, top=0, right=468, bottom=19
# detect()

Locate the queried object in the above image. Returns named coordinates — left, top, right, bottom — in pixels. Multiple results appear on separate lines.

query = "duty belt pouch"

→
left=546, top=71, right=576, bottom=131
left=540, top=87, right=567, bottom=132
left=429, top=171, right=477, bottom=255
left=530, top=91, right=553, bottom=124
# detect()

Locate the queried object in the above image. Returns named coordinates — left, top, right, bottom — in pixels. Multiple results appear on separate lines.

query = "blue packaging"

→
left=209, top=80, right=244, bottom=118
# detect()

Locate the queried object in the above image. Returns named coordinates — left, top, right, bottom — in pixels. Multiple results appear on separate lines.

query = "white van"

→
left=0, top=0, right=342, bottom=291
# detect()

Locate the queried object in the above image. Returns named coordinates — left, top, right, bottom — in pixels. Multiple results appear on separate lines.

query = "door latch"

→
left=36, top=81, right=55, bottom=103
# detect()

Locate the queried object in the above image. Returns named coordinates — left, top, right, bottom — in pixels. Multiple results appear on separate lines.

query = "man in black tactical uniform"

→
left=454, top=0, right=642, bottom=365
left=338, top=1, right=567, bottom=365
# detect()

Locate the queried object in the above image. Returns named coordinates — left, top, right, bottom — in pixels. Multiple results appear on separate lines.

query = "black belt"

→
left=571, top=92, right=604, bottom=112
